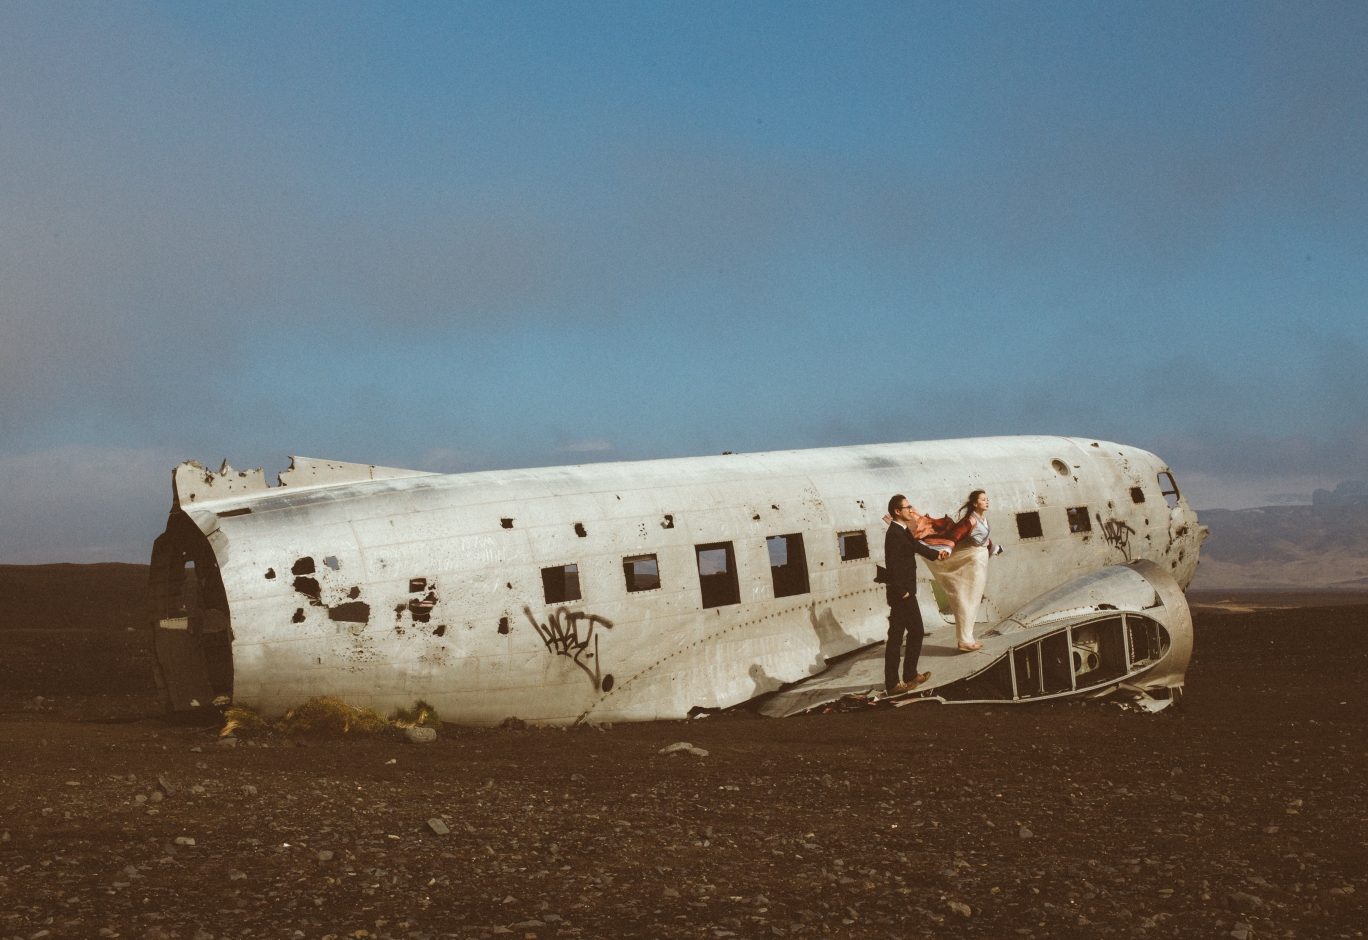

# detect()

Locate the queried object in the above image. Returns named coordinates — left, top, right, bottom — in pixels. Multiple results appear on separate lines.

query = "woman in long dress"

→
left=921, top=490, right=1003, bottom=651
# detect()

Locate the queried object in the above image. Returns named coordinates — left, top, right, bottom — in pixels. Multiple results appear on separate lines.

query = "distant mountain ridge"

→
left=1190, top=501, right=1368, bottom=591
left=1313, top=479, right=1368, bottom=506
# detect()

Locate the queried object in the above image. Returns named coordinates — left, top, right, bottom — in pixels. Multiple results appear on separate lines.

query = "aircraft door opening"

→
left=147, top=511, right=234, bottom=711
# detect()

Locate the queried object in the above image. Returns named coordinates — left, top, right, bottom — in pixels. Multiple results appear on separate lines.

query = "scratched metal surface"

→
left=151, top=437, right=1206, bottom=724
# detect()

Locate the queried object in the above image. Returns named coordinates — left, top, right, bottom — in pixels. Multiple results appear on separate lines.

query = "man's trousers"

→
left=884, top=598, right=925, bottom=691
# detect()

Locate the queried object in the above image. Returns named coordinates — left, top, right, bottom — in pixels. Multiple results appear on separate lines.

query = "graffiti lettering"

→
left=1096, top=514, right=1136, bottom=561
left=523, top=606, right=615, bottom=690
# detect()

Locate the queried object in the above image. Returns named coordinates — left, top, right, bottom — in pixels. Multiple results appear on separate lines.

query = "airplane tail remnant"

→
left=147, top=437, right=1206, bottom=723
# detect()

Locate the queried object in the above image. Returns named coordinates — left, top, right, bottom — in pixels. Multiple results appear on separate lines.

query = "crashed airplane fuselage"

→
left=148, top=436, right=1205, bottom=723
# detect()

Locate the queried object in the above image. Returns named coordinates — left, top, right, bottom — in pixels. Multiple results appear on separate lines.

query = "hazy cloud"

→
left=414, top=448, right=489, bottom=475
left=0, top=444, right=178, bottom=564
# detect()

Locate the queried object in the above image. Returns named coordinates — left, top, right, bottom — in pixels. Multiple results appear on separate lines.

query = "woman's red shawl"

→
left=907, top=508, right=978, bottom=551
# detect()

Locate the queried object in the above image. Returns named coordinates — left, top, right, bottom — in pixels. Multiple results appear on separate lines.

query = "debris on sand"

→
left=404, top=726, right=437, bottom=744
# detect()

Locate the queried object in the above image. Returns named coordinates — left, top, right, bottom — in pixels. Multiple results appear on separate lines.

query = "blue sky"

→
left=2, top=2, right=1365, bottom=562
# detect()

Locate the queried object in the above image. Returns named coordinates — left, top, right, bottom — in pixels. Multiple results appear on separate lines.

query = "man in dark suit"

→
left=884, top=494, right=948, bottom=694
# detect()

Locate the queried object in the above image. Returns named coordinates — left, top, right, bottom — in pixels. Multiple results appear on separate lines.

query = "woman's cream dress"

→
left=926, top=544, right=990, bottom=647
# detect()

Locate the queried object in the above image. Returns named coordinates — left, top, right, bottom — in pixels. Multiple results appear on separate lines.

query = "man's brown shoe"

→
left=888, top=681, right=914, bottom=696
left=907, top=671, right=931, bottom=689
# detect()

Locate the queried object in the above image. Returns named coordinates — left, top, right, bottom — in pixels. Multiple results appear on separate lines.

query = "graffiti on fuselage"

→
left=1096, top=514, right=1137, bottom=561
left=523, top=606, right=615, bottom=690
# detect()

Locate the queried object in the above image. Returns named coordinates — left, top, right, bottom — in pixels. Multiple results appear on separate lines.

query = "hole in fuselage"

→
left=293, top=576, right=322, bottom=604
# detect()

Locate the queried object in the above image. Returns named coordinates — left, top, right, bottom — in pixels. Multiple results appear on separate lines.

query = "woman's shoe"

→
left=958, top=642, right=983, bottom=651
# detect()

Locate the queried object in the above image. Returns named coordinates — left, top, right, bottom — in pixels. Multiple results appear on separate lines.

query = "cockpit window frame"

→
left=1158, top=471, right=1180, bottom=509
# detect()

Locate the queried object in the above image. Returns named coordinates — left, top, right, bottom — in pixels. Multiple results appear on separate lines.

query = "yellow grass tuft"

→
left=220, top=704, right=268, bottom=738
left=219, top=697, right=443, bottom=738
left=275, top=697, right=389, bottom=736
left=391, top=700, right=443, bottom=730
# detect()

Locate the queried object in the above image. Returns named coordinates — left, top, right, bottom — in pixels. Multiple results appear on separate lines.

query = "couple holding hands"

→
left=882, top=489, right=1003, bottom=695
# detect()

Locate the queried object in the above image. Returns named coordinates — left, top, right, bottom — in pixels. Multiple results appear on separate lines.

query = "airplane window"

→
left=838, top=530, right=869, bottom=561
left=767, top=533, right=810, bottom=598
left=1126, top=615, right=1170, bottom=665
left=1066, top=507, right=1092, bottom=534
left=541, top=564, right=581, bottom=604
left=1072, top=617, right=1128, bottom=684
left=623, top=554, right=661, bottom=593
left=1013, top=645, right=1041, bottom=697
left=1016, top=511, right=1044, bottom=539
left=1158, top=472, right=1180, bottom=509
left=1130, top=486, right=1145, bottom=504
left=1041, top=632, right=1073, bottom=694
left=695, top=542, right=740, bottom=608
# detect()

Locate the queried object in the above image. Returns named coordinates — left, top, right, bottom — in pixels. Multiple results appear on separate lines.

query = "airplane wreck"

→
left=148, top=436, right=1206, bottom=724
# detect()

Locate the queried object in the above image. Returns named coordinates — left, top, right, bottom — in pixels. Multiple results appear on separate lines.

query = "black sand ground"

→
left=1, top=604, right=1365, bottom=940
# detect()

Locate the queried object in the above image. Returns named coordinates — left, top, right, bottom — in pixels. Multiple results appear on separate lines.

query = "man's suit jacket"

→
left=884, top=523, right=941, bottom=607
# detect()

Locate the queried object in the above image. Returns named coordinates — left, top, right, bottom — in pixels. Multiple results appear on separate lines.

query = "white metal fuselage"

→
left=150, top=436, right=1204, bottom=724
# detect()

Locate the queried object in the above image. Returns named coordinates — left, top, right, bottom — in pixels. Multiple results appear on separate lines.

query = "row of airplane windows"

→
left=540, top=530, right=872, bottom=610
left=537, top=494, right=1150, bottom=610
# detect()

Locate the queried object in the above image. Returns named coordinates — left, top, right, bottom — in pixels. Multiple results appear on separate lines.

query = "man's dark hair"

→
left=888, top=494, right=908, bottom=516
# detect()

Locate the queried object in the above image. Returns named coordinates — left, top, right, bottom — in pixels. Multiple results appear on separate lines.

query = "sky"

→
left=2, top=1, right=1366, bottom=563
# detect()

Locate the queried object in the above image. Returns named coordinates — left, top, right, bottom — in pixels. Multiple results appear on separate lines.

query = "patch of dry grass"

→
left=391, top=699, right=442, bottom=730
left=220, top=697, right=442, bottom=738
left=275, top=697, right=388, bottom=736
left=220, top=704, right=269, bottom=738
